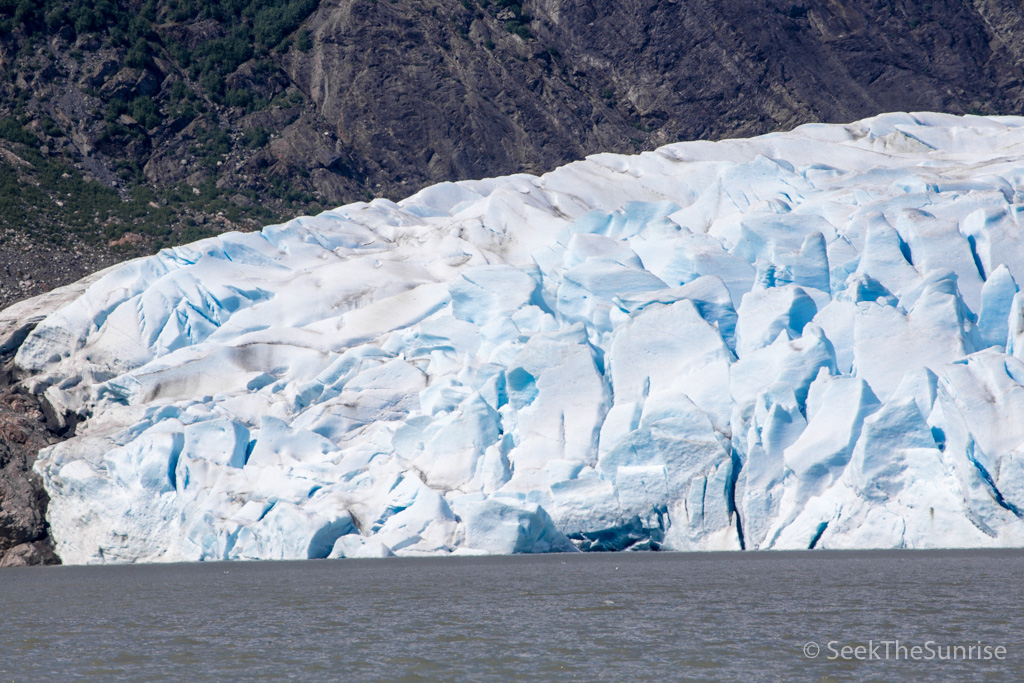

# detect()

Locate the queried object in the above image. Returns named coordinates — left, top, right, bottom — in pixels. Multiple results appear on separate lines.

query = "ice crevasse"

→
left=11, top=112, right=1024, bottom=563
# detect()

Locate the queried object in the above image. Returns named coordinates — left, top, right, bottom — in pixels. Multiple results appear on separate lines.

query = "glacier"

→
left=8, top=112, right=1024, bottom=563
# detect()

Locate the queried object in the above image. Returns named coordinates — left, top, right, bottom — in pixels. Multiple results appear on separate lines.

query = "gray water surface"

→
left=1, top=549, right=1022, bottom=681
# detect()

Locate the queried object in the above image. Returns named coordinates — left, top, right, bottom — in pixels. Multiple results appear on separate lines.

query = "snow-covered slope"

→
left=18, top=112, right=1024, bottom=563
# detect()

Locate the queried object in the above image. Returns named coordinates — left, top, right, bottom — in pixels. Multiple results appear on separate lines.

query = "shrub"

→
left=0, top=117, right=37, bottom=145
left=242, top=127, right=269, bottom=148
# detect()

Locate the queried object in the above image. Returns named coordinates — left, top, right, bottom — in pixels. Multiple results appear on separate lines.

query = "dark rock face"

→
left=0, top=363, right=61, bottom=567
left=283, top=0, right=1024, bottom=200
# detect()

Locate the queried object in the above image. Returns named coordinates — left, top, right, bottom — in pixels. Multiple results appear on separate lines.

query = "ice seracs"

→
left=11, top=112, right=1024, bottom=563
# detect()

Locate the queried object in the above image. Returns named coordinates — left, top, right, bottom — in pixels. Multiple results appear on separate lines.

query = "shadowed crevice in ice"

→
left=568, top=514, right=665, bottom=552
left=967, top=444, right=1024, bottom=519
left=807, top=521, right=829, bottom=550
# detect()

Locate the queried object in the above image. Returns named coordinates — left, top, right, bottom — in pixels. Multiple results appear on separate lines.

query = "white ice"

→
left=11, top=112, right=1024, bottom=563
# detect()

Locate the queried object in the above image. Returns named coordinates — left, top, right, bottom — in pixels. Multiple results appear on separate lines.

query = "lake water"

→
left=1, top=549, right=1021, bottom=681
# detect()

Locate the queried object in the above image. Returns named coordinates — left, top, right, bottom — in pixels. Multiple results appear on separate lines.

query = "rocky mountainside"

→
left=1, top=0, right=1024, bottom=311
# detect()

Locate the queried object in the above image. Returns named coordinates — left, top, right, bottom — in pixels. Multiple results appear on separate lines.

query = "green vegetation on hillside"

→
left=0, top=0, right=321, bottom=106
left=0, top=115, right=279, bottom=250
left=0, top=0, right=331, bottom=268
left=473, top=0, right=532, bottom=39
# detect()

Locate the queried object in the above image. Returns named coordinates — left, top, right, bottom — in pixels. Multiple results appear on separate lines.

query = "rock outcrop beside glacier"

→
left=12, top=112, right=1024, bottom=563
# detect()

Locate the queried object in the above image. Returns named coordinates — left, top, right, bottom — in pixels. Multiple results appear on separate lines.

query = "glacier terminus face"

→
left=16, top=112, right=1024, bottom=563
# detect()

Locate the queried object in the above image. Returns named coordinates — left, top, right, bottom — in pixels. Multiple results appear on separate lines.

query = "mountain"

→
left=7, top=112, right=1024, bottom=563
left=2, top=0, right=1024, bottom=309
